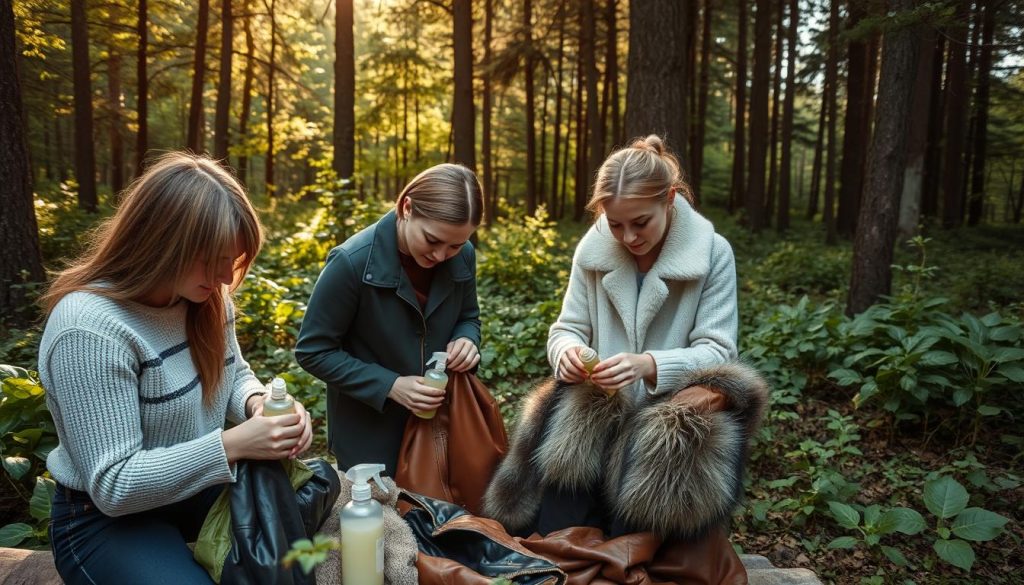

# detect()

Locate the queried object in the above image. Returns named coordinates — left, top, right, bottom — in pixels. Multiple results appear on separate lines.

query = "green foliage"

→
left=0, top=366, right=56, bottom=548
left=921, top=476, right=1010, bottom=572
left=283, top=534, right=340, bottom=575
left=476, top=207, right=572, bottom=305
left=754, top=242, right=851, bottom=296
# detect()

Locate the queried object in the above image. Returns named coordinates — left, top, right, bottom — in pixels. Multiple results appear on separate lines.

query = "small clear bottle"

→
left=415, top=352, right=448, bottom=420
left=262, top=377, right=296, bottom=417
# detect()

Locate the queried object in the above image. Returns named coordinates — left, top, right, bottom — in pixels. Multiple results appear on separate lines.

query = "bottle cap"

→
left=426, top=351, right=448, bottom=372
left=270, top=377, right=287, bottom=400
left=345, top=463, right=388, bottom=501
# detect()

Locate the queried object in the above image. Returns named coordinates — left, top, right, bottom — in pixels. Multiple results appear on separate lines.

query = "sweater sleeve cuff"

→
left=644, top=349, right=692, bottom=396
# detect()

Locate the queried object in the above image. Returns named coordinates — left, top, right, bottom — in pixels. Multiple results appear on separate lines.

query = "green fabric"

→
left=294, top=209, right=481, bottom=475
left=194, top=459, right=314, bottom=583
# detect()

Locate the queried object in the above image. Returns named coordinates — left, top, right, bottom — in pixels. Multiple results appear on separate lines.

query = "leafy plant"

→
left=283, top=534, right=340, bottom=575
left=920, top=476, right=1009, bottom=572
left=826, top=501, right=925, bottom=567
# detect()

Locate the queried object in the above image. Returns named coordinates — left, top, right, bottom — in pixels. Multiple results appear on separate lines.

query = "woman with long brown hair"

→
left=40, top=152, right=313, bottom=584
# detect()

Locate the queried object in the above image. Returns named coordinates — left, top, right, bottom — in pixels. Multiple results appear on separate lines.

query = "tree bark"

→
left=1, top=0, right=45, bottom=325
left=730, top=0, right=747, bottom=214
left=107, top=48, right=124, bottom=196
left=333, top=0, right=355, bottom=179
left=237, top=0, right=254, bottom=185
left=897, top=28, right=937, bottom=239
left=807, top=75, right=827, bottom=220
left=583, top=0, right=602, bottom=205
left=136, top=0, right=148, bottom=175
left=745, top=0, right=771, bottom=232
left=921, top=34, right=945, bottom=219
left=548, top=3, right=566, bottom=216
left=574, top=21, right=587, bottom=222
left=848, top=0, right=920, bottom=315
left=624, top=0, right=687, bottom=156
left=213, top=0, right=233, bottom=161
left=837, top=1, right=870, bottom=238
left=766, top=0, right=783, bottom=225
left=187, top=0, right=210, bottom=153
left=692, top=0, right=712, bottom=198
left=777, top=0, right=796, bottom=232
left=967, top=0, right=994, bottom=226
left=823, top=0, right=839, bottom=245
left=602, top=0, right=620, bottom=148
left=265, top=0, right=276, bottom=193
left=71, top=0, right=97, bottom=211
left=482, top=0, right=494, bottom=223
left=452, top=0, right=475, bottom=171
left=525, top=0, right=537, bottom=215
left=941, top=0, right=970, bottom=228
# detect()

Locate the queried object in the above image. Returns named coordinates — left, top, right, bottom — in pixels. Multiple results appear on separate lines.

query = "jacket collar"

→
left=363, top=209, right=474, bottom=318
left=574, top=196, right=716, bottom=350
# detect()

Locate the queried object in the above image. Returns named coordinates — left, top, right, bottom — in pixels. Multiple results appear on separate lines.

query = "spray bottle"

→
left=414, top=351, right=448, bottom=419
left=262, top=377, right=296, bottom=417
left=341, top=464, right=388, bottom=585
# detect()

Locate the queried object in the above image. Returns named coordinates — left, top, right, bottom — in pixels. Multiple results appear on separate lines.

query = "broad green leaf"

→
left=2, top=456, right=31, bottom=480
left=924, top=477, right=968, bottom=519
left=951, top=508, right=1009, bottom=542
left=827, top=536, right=858, bottom=550
left=829, top=368, right=862, bottom=386
left=865, top=533, right=881, bottom=546
left=977, top=405, right=1001, bottom=416
left=827, top=501, right=860, bottom=529
left=992, top=347, right=1024, bottom=363
left=0, top=523, right=33, bottom=547
left=877, top=507, right=925, bottom=535
left=997, top=364, right=1024, bottom=383
left=989, top=326, right=1020, bottom=342
left=29, top=477, right=55, bottom=521
left=919, top=351, right=958, bottom=366
left=881, top=545, right=908, bottom=567
left=863, top=504, right=881, bottom=527
left=951, top=388, right=973, bottom=407
left=933, top=538, right=975, bottom=571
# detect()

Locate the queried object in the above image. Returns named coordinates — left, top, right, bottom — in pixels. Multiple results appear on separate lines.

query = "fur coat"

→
left=482, top=362, right=769, bottom=540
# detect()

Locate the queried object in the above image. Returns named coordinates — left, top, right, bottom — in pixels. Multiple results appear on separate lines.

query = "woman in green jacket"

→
left=296, top=164, right=483, bottom=475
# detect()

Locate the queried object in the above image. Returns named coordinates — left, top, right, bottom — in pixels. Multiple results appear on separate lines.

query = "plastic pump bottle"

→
left=341, top=464, right=388, bottom=585
left=415, top=352, right=448, bottom=420
left=262, top=377, right=296, bottom=417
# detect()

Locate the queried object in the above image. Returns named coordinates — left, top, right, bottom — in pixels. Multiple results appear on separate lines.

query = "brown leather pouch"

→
left=395, top=372, right=509, bottom=515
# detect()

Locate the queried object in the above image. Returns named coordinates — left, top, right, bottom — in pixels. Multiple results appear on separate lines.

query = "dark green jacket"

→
left=295, top=210, right=481, bottom=475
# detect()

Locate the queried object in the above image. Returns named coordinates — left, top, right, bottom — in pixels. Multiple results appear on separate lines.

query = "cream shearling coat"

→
left=547, top=195, right=738, bottom=396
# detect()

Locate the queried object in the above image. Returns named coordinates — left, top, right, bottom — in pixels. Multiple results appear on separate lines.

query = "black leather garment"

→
left=220, top=460, right=341, bottom=585
left=401, top=491, right=566, bottom=585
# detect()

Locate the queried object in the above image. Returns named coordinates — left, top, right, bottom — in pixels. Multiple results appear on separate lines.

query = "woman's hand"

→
left=388, top=375, right=445, bottom=413
left=287, top=400, right=314, bottom=458
left=590, top=352, right=656, bottom=393
left=446, top=338, right=480, bottom=372
left=222, top=412, right=304, bottom=463
left=556, top=347, right=589, bottom=385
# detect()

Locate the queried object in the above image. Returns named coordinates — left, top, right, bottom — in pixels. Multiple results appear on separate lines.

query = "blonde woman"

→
left=40, top=153, right=312, bottom=584
left=296, top=163, right=483, bottom=476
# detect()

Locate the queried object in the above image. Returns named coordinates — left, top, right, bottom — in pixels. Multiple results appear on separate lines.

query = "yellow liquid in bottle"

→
left=262, top=395, right=296, bottom=417
left=341, top=516, right=384, bottom=585
left=415, top=369, right=447, bottom=419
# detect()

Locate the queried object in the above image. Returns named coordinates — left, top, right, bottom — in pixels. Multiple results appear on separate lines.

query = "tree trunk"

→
left=561, top=67, right=577, bottom=220
left=71, top=0, right=97, bottom=211
left=745, top=0, right=771, bottom=233
left=1, top=0, right=45, bottom=325
left=107, top=48, right=124, bottom=196
left=941, top=0, right=970, bottom=228
left=921, top=34, right=945, bottom=218
left=837, top=1, right=870, bottom=238
left=684, top=0, right=698, bottom=170
left=574, top=25, right=587, bottom=222
left=525, top=0, right=537, bottom=215
left=807, top=74, right=826, bottom=220
left=730, top=0, right=747, bottom=214
left=692, top=0, right=712, bottom=198
left=187, top=0, right=210, bottom=153
left=237, top=0, right=254, bottom=185
left=967, top=0, right=994, bottom=226
left=333, top=0, right=355, bottom=179
left=848, top=0, right=920, bottom=315
left=897, top=28, right=937, bottom=239
left=549, top=3, right=566, bottom=216
left=766, top=0, right=783, bottom=225
left=482, top=0, right=494, bottom=223
left=624, top=0, right=687, bottom=156
left=452, top=0, right=475, bottom=171
left=136, top=0, right=148, bottom=175
left=602, top=0, right=620, bottom=148
left=265, top=0, right=276, bottom=193
left=213, top=0, right=233, bottom=160
left=777, top=0, right=796, bottom=232
left=583, top=0, right=602, bottom=204
left=823, top=0, right=839, bottom=245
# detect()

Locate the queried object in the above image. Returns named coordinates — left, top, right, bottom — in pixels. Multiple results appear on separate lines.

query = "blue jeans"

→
left=49, top=482, right=224, bottom=585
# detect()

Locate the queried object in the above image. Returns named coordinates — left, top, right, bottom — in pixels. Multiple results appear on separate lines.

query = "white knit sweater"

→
left=39, top=290, right=266, bottom=517
left=547, top=195, right=739, bottom=397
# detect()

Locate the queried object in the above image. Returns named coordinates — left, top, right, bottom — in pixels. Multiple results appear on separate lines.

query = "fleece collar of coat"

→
left=362, top=209, right=474, bottom=288
left=575, top=196, right=716, bottom=349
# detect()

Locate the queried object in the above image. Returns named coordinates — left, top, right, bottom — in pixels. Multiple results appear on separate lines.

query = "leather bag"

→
left=395, top=372, right=508, bottom=515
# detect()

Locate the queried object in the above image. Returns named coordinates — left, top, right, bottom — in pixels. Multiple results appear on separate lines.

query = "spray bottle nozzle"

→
left=345, top=463, right=388, bottom=501
left=426, top=351, right=448, bottom=372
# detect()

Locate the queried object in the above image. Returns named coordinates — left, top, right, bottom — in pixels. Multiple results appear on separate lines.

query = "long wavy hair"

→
left=41, top=152, right=264, bottom=403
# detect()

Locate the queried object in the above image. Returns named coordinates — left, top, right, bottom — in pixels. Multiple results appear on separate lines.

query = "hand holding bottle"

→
left=590, top=352, right=656, bottom=393
left=221, top=413, right=304, bottom=463
left=388, top=375, right=445, bottom=414
left=556, top=346, right=590, bottom=384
